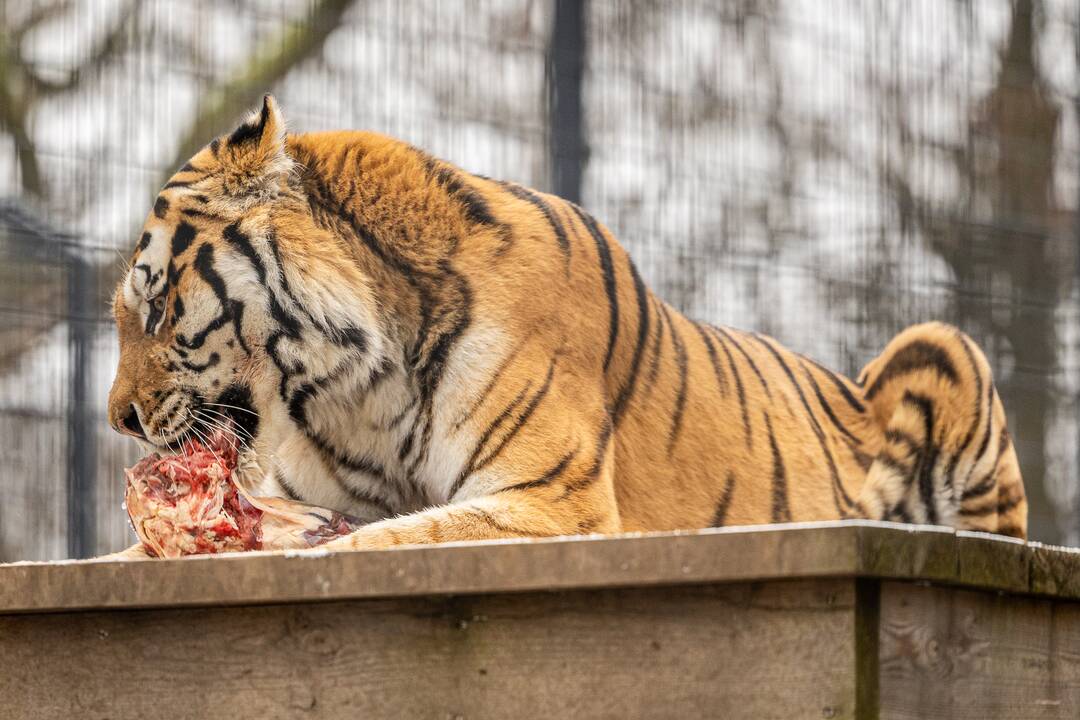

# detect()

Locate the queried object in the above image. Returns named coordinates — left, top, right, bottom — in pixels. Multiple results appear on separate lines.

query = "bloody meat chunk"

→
left=124, top=430, right=363, bottom=558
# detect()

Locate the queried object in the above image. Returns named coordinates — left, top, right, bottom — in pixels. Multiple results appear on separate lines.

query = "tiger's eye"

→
left=153, top=296, right=167, bottom=312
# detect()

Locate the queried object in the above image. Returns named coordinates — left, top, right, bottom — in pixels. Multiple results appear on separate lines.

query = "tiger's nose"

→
left=116, top=404, right=146, bottom=440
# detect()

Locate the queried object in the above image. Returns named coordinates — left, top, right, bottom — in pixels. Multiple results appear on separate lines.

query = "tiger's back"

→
left=108, top=97, right=1027, bottom=556
left=476, top=166, right=1026, bottom=536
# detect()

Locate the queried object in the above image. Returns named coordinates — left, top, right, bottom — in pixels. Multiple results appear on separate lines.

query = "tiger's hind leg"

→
left=854, top=322, right=1028, bottom=539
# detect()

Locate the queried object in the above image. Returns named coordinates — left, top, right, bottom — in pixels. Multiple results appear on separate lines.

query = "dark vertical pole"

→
left=1075, top=5, right=1080, bottom=545
left=547, top=0, right=589, bottom=204
left=66, top=254, right=96, bottom=558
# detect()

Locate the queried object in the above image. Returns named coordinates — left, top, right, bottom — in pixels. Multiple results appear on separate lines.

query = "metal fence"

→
left=0, top=0, right=1077, bottom=559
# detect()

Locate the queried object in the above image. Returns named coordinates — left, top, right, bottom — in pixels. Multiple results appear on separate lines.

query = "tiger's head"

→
left=107, top=95, right=386, bottom=467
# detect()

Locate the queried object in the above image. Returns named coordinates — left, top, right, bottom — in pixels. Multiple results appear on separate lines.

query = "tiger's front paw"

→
left=95, top=543, right=152, bottom=561
left=314, top=529, right=387, bottom=553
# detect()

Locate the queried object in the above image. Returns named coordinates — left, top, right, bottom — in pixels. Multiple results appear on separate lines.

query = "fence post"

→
left=1075, top=4, right=1080, bottom=546
left=67, top=255, right=97, bottom=558
left=547, top=0, right=589, bottom=204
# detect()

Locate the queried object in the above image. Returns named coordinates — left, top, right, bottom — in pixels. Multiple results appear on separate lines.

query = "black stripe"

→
left=178, top=244, right=234, bottom=351
left=144, top=295, right=164, bottom=335
left=428, top=161, right=498, bottom=227
left=944, top=334, right=987, bottom=492
left=965, top=381, right=996, bottom=488
left=309, top=431, right=389, bottom=481
left=847, top=444, right=876, bottom=473
left=331, top=326, right=367, bottom=352
left=162, top=179, right=196, bottom=190
left=693, top=322, right=729, bottom=397
left=576, top=516, right=604, bottom=534
left=642, top=297, right=667, bottom=398
left=133, top=263, right=152, bottom=285
left=472, top=509, right=519, bottom=535
left=715, top=327, right=771, bottom=398
left=501, top=182, right=570, bottom=259
left=903, top=391, right=939, bottom=525
left=455, top=337, right=529, bottom=430
left=708, top=326, right=751, bottom=448
left=884, top=428, right=920, bottom=454
left=136, top=232, right=151, bottom=253
left=803, top=357, right=866, bottom=414
left=228, top=105, right=268, bottom=146
left=458, top=381, right=534, bottom=483
left=209, top=139, right=220, bottom=157
left=798, top=360, right=862, bottom=446
left=171, top=222, right=197, bottom=256
left=878, top=451, right=911, bottom=477
left=286, top=377, right=396, bottom=514
left=960, top=471, right=997, bottom=502
left=763, top=412, right=791, bottom=523
left=558, top=417, right=614, bottom=499
left=287, top=382, right=318, bottom=425
left=167, top=260, right=185, bottom=286
left=569, top=204, right=619, bottom=371
left=180, top=207, right=226, bottom=221
left=451, top=358, right=558, bottom=500
left=959, top=492, right=1024, bottom=517
left=891, top=503, right=914, bottom=524
left=275, top=469, right=304, bottom=502
left=611, top=259, right=651, bottom=425
left=750, top=334, right=855, bottom=514
left=330, top=466, right=396, bottom=515
left=222, top=221, right=267, bottom=283
left=711, top=471, right=736, bottom=527
left=180, top=351, right=220, bottom=372
left=499, top=446, right=579, bottom=494
left=153, top=196, right=169, bottom=219
left=961, top=427, right=1010, bottom=501
left=471, top=359, right=557, bottom=473
left=659, top=304, right=689, bottom=455
left=864, top=341, right=959, bottom=400
left=996, top=522, right=1023, bottom=538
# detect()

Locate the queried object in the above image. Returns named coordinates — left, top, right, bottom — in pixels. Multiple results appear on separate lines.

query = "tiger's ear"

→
left=217, top=94, right=293, bottom=199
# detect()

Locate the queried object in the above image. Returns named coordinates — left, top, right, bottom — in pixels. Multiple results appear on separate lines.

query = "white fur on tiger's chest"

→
left=260, top=323, right=513, bottom=521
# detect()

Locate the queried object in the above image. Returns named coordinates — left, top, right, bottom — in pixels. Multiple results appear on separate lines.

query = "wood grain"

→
left=0, top=579, right=857, bottom=720
left=879, top=581, right=1080, bottom=720
left=6, top=521, right=1080, bottom=615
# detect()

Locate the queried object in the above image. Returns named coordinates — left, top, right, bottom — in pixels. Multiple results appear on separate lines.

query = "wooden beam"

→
left=879, top=581, right=1080, bottom=719
left=1, top=580, right=857, bottom=720
left=4, top=522, right=1080, bottom=615
left=5, top=524, right=1080, bottom=719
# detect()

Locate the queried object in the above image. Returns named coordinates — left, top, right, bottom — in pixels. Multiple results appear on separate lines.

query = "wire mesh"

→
left=0, top=0, right=1077, bottom=558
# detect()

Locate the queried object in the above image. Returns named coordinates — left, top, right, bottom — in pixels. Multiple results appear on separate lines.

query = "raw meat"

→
left=124, top=430, right=362, bottom=558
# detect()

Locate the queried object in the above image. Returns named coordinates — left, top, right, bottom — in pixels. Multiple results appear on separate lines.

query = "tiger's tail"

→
left=855, top=322, right=1027, bottom=538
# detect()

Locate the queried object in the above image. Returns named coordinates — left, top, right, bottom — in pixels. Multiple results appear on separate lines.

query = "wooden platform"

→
left=3, top=520, right=1080, bottom=719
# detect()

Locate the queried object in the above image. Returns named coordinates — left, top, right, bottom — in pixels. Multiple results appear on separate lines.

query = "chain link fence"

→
left=0, top=0, right=1077, bottom=559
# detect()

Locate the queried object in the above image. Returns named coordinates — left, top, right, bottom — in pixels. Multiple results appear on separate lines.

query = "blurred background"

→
left=0, top=0, right=1077, bottom=560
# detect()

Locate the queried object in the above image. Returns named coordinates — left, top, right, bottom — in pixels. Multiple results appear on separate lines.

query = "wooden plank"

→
left=955, top=530, right=1030, bottom=594
left=878, top=581, right=1080, bottom=719
left=1030, top=542, right=1080, bottom=599
left=0, top=579, right=858, bottom=720
left=2, top=522, right=869, bottom=614
left=5, top=522, right=1080, bottom=615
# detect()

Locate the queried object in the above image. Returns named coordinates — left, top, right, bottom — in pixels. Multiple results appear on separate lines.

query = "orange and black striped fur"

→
left=106, top=96, right=1027, bottom=557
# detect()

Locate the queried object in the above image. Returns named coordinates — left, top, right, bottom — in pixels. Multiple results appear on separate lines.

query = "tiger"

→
left=104, top=95, right=1027, bottom=560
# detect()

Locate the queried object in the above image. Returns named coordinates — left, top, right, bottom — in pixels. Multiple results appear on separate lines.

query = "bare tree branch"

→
left=28, top=1, right=141, bottom=96
left=10, top=0, right=76, bottom=50
left=167, top=0, right=357, bottom=173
